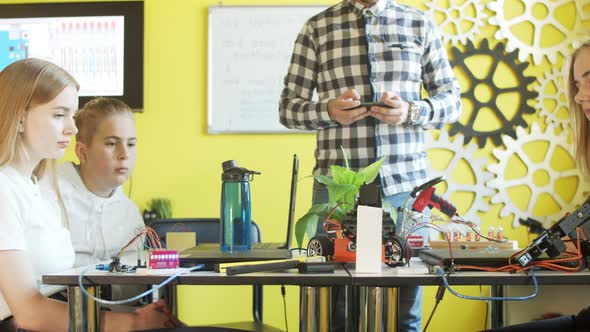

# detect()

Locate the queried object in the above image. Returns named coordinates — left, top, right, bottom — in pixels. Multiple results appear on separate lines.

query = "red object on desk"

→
left=407, top=235, right=424, bottom=248
left=149, top=250, right=179, bottom=269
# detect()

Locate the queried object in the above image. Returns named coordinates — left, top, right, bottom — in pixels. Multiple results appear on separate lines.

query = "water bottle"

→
left=220, top=160, right=260, bottom=252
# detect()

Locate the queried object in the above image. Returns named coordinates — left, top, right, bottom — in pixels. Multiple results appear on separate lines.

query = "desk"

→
left=43, top=266, right=351, bottom=332
left=43, top=263, right=590, bottom=332
left=347, top=262, right=590, bottom=330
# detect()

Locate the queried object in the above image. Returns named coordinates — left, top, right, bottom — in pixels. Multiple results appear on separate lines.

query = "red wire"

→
left=117, top=226, right=163, bottom=257
left=455, top=227, right=586, bottom=273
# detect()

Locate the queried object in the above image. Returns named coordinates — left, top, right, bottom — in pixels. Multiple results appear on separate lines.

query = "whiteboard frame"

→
left=207, top=5, right=325, bottom=134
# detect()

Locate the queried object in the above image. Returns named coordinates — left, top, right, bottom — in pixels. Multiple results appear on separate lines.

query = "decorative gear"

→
left=448, top=39, right=538, bottom=148
left=535, top=68, right=570, bottom=129
left=425, top=0, right=487, bottom=46
left=487, top=123, right=588, bottom=228
left=488, top=0, right=586, bottom=65
left=424, top=130, right=494, bottom=224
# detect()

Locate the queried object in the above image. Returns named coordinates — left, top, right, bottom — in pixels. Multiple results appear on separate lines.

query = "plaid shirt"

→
left=279, top=0, right=461, bottom=196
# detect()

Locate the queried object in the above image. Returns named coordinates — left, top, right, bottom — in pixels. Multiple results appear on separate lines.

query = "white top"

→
left=0, top=165, right=75, bottom=320
left=52, top=162, right=144, bottom=267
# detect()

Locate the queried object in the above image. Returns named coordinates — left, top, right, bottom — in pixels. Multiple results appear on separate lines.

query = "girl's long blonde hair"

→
left=568, top=41, right=590, bottom=175
left=0, top=58, right=79, bottom=227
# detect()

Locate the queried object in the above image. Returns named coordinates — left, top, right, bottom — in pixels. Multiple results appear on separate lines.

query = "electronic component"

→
left=515, top=200, right=590, bottom=267
left=519, top=217, right=546, bottom=235
left=148, top=250, right=180, bottom=269
left=109, top=256, right=122, bottom=272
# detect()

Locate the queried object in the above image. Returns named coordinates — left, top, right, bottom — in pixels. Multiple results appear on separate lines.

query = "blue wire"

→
left=433, top=266, right=539, bottom=301
left=77, top=264, right=205, bottom=305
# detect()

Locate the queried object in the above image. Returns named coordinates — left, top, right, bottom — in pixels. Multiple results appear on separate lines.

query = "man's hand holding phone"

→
left=327, top=89, right=372, bottom=125
left=369, top=92, right=409, bottom=126
left=327, top=90, right=408, bottom=126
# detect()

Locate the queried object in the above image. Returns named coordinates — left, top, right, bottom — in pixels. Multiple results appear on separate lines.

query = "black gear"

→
left=448, top=39, right=538, bottom=148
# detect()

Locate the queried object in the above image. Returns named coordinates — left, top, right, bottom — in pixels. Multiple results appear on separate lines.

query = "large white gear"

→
left=426, top=0, right=487, bottom=46
left=424, top=130, right=494, bottom=224
left=535, top=68, right=570, bottom=129
left=488, top=0, right=586, bottom=65
left=487, top=123, right=588, bottom=228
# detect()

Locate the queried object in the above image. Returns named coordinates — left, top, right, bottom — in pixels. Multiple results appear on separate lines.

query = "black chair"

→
left=147, top=218, right=282, bottom=332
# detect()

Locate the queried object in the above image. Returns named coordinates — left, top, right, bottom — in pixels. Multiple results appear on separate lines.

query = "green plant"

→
left=147, top=198, right=173, bottom=219
left=294, top=152, right=385, bottom=248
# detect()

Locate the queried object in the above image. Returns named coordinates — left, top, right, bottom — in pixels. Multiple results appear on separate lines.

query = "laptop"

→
left=179, top=154, right=298, bottom=264
left=419, top=248, right=522, bottom=269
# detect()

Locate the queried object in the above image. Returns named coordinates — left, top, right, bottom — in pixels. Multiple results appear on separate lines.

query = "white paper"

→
left=355, top=205, right=383, bottom=273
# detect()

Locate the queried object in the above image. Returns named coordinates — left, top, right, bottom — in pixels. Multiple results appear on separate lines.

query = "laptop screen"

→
left=284, top=154, right=298, bottom=249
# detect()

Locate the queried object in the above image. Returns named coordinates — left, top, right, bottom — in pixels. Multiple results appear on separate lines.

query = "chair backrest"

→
left=146, top=218, right=265, bottom=324
left=147, top=218, right=261, bottom=249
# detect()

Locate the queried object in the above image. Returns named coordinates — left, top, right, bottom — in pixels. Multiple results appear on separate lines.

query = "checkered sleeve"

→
left=279, top=23, right=338, bottom=130
left=417, top=15, right=462, bottom=129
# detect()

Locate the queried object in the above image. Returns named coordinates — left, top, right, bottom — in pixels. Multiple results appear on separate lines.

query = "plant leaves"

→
left=341, top=189, right=358, bottom=214
left=352, top=172, right=366, bottom=187
left=382, top=200, right=398, bottom=221
left=296, top=155, right=386, bottom=246
left=358, top=157, right=385, bottom=184
left=314, top=175, right=335, bottom=186
left=327, top=183, right=357, bottom=206
left=308, top=203, right=333, bottom=214
left=330, top=206, right=346, bottom=221
left=294, top=204, right=332, bottom=248
left=295, top=212, right=317, bottom=249
left=340, top=146, right=350, bottom=169
left=148, top=198, right=173, bottom=219
left=306, top=215, right=320, bottom=240
left=331, top=165, right=356, bottom=185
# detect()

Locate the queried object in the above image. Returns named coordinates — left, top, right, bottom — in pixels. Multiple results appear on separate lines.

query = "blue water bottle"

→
left=220, top=160, right=260, bottom=252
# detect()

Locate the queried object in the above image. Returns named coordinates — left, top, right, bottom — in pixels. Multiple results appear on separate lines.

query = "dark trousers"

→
left=0, top=317, right=16, bottom=332
left=485, top=315, right=576, bottom=332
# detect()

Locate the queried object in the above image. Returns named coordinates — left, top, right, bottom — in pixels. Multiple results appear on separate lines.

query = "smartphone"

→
left=345, top=102, right=393, bottom=110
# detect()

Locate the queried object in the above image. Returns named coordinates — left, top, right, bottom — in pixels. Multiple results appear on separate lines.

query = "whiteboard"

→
left=207, top=6, right=326, bottom=134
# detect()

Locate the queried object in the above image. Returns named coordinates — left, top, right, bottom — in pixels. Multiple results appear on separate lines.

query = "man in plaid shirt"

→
left=279, top=0, right=461, bottom=330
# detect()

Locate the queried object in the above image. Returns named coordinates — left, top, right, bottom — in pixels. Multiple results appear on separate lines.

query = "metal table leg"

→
left=359, top=286, right=397, bottom=332
left=68, top=286, right=100, bottom=332
left=300, top=286, right=331, bottom=332
left=345, top=285, right=358, bottom=332
left=491, top=285, right=504, bottom=328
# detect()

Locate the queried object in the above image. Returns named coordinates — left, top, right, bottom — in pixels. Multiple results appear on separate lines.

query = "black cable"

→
left=423, top=284, right=446, bottom=332
left=281, top=285, right=288, bottom=332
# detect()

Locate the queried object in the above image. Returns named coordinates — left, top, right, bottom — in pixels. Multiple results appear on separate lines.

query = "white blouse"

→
left=0, top=165, right=75, bottom=320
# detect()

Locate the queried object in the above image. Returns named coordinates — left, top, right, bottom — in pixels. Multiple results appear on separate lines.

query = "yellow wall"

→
left=3, top=0, right=587, bottom=331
